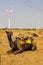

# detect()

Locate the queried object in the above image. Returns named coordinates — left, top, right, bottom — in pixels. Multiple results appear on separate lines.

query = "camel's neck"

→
left=7, top=35, right=13, bottom=48
left=9, top=36, right=13, bottom=43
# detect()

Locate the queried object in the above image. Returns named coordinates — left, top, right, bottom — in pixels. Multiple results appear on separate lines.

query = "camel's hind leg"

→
left=31, top=45, right=37, bottom=51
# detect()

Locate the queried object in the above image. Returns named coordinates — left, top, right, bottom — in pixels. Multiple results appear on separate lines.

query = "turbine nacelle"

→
left=5, top=9, right=13, bottom=13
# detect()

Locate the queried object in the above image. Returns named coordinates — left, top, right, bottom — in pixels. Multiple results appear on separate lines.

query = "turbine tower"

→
left=5, top=9, right=13, bottom=29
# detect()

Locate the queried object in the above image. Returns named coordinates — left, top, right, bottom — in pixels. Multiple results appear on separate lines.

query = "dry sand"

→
left=0, top=29, right=43, bottom=65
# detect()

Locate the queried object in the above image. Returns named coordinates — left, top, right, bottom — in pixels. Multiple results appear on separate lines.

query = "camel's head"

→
left=5, top=31, right=13, bottom=38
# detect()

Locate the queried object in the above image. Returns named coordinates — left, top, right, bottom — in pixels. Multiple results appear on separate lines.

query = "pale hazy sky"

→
left=0, top=0, right=43, bottom=29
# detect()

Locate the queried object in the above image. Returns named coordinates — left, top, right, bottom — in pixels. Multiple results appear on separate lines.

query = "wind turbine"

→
left=5, top=9, right=13, bottom=29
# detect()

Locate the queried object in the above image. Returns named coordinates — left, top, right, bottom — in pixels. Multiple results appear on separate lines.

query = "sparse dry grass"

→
left=0, top=29, right=43, bottom=65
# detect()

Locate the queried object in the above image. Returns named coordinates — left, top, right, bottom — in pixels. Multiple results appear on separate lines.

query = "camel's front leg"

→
left=14, top=48, right=23, bottom=54
left=7, top=48, right=15, bottom=54
left=14, top=44, right=23, bottom=54
left=7, top=50, right=13, bottom=54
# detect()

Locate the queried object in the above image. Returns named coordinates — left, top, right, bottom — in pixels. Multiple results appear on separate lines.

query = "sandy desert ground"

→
left=0, top=29, right=43, bottom=65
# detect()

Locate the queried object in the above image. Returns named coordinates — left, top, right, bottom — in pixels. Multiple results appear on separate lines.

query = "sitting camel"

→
left=6, top=31, right=37, bottom=54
